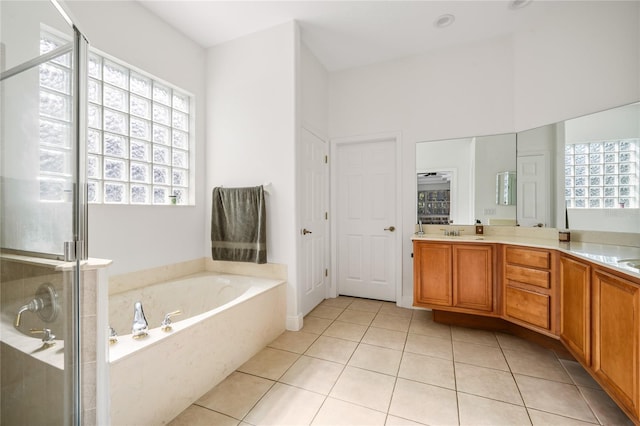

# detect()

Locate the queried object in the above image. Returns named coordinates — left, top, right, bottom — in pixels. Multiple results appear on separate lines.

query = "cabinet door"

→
left=453, top=244, right=493, bottom=312
left=592, top=269, right=639, bottom=418
left=559, top=256, right=591, bottom=365
left=413, top=242, right=452, bottom=307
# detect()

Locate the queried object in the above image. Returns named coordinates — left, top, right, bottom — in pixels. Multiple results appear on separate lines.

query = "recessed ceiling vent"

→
left=434, top=14, right=455, bottom=29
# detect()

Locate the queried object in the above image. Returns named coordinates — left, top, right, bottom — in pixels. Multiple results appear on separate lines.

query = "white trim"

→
left=329, top=131, right=403, bottom=305
left=286, top=314, right=304, bottom=331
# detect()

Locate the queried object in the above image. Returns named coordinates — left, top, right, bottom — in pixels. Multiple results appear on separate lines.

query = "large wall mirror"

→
left=416, top=102, right=639, bottom=233
left=416, top=133, right=516, bottom=226
left=516, top=102, right=639, bottom=233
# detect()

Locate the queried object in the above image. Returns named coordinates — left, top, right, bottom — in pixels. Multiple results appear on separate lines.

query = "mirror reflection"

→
left=416, top=133, right=517, bottom=225
left=516, top=102, right=640, bottom=232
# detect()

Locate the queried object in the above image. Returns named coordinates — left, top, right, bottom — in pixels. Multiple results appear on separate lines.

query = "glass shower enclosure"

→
left=1, top=1, right=88, bottom=424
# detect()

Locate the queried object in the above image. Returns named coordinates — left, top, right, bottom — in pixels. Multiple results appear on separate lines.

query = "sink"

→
left=618, top=259, right=640, bottom=269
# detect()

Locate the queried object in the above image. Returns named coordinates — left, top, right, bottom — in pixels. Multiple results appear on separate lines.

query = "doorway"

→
left=331, top=134, right=401, bottom=302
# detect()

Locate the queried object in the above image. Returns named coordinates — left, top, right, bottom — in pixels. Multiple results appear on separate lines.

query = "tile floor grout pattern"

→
left=169, top=297, right=633, bottom=426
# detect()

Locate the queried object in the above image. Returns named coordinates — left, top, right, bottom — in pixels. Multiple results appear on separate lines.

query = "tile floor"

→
left=169, top=297, right=633, bottom=426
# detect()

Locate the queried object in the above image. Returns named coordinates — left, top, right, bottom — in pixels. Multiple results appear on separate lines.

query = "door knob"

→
left=384, top=226, right=396, bottom=232
left=302, top=228, right=313, bottom=235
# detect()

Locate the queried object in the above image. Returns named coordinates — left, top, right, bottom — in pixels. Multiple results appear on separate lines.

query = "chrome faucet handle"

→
left=108, top=326, right=118, bottom=344
left=30, top=328, right=56, bottom=346
left=161, top=310, right=182, bottom=332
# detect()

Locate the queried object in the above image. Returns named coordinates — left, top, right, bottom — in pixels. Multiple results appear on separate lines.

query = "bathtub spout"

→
left=132, top=301, right=149, bottom=339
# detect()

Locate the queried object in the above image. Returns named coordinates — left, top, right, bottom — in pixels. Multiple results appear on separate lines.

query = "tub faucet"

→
left=131, top=301, right=149, bottom=339
left=15, top=297, right=45, bottom=327
left=160, top=310, right=182, bottom=332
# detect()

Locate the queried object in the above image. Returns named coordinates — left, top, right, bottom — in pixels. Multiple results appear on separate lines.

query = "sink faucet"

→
left=131, top=301, right=149, bottom=339
left=417, top=220, right=424, bottom=236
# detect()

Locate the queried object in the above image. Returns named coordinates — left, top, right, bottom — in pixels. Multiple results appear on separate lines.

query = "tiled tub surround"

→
left=108, top=269, right=286, bottom=425
left=168, top=297, right=633, bottom=425
left=0, top=255, right=110, bottom=426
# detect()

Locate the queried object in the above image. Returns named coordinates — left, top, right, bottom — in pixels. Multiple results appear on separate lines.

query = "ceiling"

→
left=138, top=0, right=558, bottom=72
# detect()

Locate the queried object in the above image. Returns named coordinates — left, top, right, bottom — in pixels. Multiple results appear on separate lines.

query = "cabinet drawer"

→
left=506, top=264, right=550, bottom=289
left=505, top=286, right=550, bottom=329
left=506, top=247, right=550, bottom=269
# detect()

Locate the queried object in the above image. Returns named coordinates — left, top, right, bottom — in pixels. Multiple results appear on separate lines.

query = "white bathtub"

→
left=108, top=272, right=286, bottom=425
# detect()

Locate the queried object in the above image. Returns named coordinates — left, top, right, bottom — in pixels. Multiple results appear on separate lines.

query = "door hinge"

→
left=325, top=211, right=328, bottom=220
left=325, top=269, right=328, bottom=277
left=324, top=155, right=328, bottom=164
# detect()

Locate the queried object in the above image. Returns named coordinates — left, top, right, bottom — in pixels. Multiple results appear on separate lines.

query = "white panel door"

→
left=300, top=128, right=328, bottom=316
left=517, top=154, right=548, bottom=227
left=336, top=139, right=397, bottom=301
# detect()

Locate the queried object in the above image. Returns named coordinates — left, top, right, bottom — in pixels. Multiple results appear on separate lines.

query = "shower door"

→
left=0, top=1, right=88, bottom=424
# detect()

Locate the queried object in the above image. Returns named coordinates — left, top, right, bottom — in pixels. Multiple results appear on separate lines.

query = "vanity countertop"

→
left=412, top=233, right=640, bottom=280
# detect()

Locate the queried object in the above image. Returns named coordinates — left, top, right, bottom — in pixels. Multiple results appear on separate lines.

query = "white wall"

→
left=474, top=134, right=517, bottom=225
left=206, top=22, right=299, bottom=327
left=66, top=1, right=207, bottom=276
left=300, top=42, right=329, bottom=135
left=329, top=2, right=639, bottom=308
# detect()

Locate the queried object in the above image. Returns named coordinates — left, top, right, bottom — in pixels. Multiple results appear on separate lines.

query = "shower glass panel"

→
left=1, top=1, right=88, bottom=424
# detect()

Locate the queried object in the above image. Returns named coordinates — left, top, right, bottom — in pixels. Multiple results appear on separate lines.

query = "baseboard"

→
left=286, top=314, right=303, bottom=331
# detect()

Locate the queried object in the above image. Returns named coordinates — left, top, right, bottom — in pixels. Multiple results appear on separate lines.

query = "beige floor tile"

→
left=454, top=362, right=523, bottom=405
left=503, top=348, right=571, bottom=383
left=347, top=299, right=383, bottom=313
left=320, top=296, right=354, bottom=309
left=379, top=303, right=414, bottom=319
left=301, top=316, right=333, bottom=335
left=196, top=371, right=274, bottom=419
left=579, top=386, right=634, bottom=425
left=404, top=333, right=452, bottom=360
left=389, top=378, right=458, bottom=425
left=279, top=355, right=344, bottom=395
left=168, top=405, right=239, bottom=426
left=398, top=352, right=455, bottom=390
left=268, top=330, right=319, bottom=354
left=451, top=326, right=498, bottom=347
left=348, top=343, right=402, bottom=376
left=237, top=347, right=299, bottom=380
left=362, top=327, right=407, bottom=350
left=329, top=366, right=396, bottom=412
left=322, top=320, right=368, bottom=342
left=515, top=374, right=598, bottom=423
left=308, top=305, right=344, bottom=320
left=244, top=383, right=325, bottom=426
left=384, top=415, right=426, bottom=425
left=453, top=341, right=509, bottom=371
left=528, top=408, right=599, bottom=426
left=408, top=318, right=451, bottom=339
left=311, top=397, right=386, bottom=426
left=560, top=359, right=601, bottom=389
left=336, top=309, right=376, bottom=326
left=411, top=309, right=432, bottom=321
left=371, top=313, right=411, bottom=332
left=458, top=393, right=531, bottom=426
left=305, top=335, right=358, bottom=364
left=496, top=332, right=550, bottom=355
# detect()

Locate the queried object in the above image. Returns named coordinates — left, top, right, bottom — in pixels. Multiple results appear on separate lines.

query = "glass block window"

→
left=565, top=139, right=639, bottom=208
left=87, top=53, right=191, bottom=205
left=39, top=32, right=192, bottom=205
left=39, top=32, right=73, bottom=202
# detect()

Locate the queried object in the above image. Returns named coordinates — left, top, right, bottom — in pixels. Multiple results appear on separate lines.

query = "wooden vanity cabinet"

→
left=559, top=255, right=591, bottom=365
left=592, top=268, right=640, bottom=419
left=503, top=246, right=557, bottom=335
left=413, top=240, right=495, bottom=314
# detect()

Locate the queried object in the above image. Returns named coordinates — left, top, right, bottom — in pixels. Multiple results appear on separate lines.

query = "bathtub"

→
left=107, top=271, right=286, bottom=425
